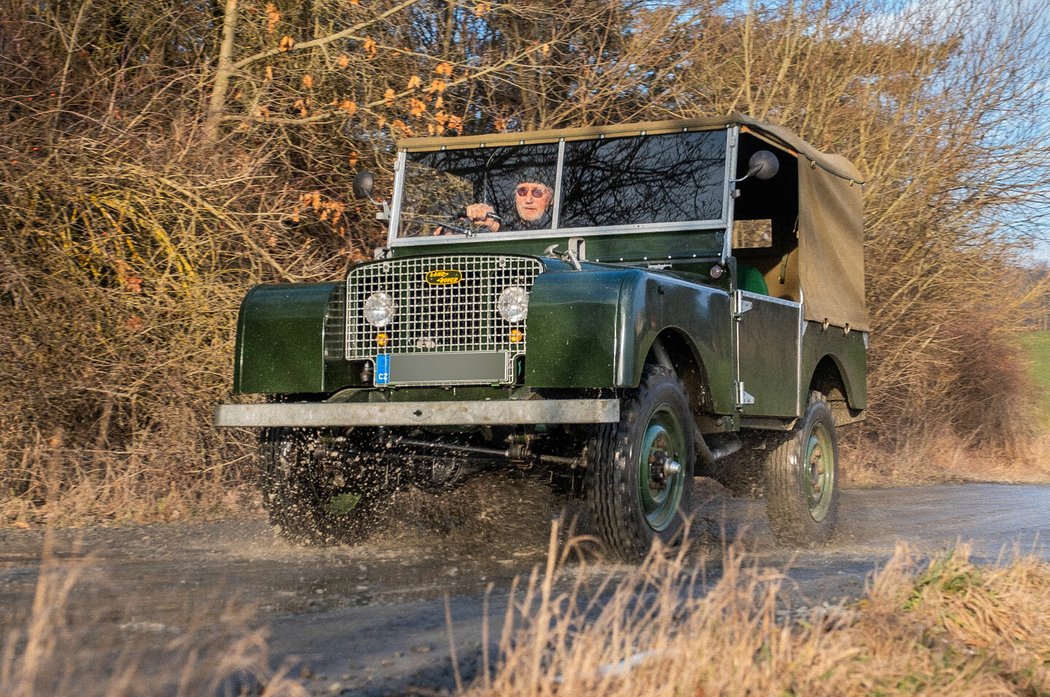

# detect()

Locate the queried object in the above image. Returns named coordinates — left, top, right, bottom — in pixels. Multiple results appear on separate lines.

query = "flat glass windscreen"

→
left=398, top=144, right=558, bottom=238
left=395, top=129, right=727, bottom=239
left=560, top=131, right=726, bottom=228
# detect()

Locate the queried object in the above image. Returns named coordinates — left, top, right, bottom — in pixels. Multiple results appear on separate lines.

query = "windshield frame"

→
left=386, top=125, right=736, bottom=248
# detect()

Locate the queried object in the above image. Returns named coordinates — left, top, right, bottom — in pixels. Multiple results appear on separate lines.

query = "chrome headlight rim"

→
left=496, top=285, right=529, bottom=323
left=363, top=291, right=397, bottom=328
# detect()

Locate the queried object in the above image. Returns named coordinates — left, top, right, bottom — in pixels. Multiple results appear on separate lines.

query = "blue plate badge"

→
left=375, top=354, right=390, bottom=385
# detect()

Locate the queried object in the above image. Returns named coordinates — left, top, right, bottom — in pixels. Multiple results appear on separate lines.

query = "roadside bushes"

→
left=0, top=113, right=389, bottom=522
left=1, top=144, right=250, bottom=521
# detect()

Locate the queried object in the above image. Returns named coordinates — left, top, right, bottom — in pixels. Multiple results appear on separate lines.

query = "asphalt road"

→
left=1, top=480, right=1048, bottom=695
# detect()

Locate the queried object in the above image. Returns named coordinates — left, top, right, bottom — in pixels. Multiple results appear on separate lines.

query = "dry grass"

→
left=843, top=429, right=1050, bottom=488
left=843, top=323, right=1050, bottom=487
left=0, top=433, right=260, bottom=526
left=0, top=533, right=308, bottom=697
left=4, top=524, right=1048, bottom=696
left=465, top=525, right=1050, bottom=696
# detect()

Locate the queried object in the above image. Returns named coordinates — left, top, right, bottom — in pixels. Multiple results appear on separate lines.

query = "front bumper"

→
left=215, top=399, right=620, bottom=428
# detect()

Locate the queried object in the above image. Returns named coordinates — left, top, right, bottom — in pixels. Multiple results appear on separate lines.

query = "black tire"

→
left=764, top=392, right=839, bottom=546
left=259, top=427, right=392, bottom=546
left=587, top=365, right=695, bottom=561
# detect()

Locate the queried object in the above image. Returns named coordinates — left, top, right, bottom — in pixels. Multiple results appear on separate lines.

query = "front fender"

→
left=525, top=269, right=625, bottom=387
left=233, top=282, right=344, bottom=394
left=526, top=267, right=733, bottom=410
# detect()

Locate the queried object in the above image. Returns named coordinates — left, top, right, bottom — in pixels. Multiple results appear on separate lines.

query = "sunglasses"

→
left=515, top=186, right=549, bottom=198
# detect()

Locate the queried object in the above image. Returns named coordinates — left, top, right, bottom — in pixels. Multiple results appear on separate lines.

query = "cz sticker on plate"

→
left=375, top=354, right=390, bottom=385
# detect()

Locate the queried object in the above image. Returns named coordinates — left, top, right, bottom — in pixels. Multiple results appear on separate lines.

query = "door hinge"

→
left=733, top=291, right=753, bottom=320
left=735, top=381, right=755, bottom=408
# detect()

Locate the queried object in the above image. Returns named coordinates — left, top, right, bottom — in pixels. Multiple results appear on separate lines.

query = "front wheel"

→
left=587, top=366, right=695, bottom=561
left=763, top=392, right=840, bottom=545
left=259, top=428, right=393, bottom=546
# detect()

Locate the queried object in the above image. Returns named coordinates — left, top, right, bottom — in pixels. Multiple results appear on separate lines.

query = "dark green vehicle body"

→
left=217, top=114, right=869, bottom=555
left=229, top=264, right=866, bottom=417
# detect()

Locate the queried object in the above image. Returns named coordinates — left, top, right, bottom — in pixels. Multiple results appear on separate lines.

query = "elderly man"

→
left=466, top=180, right=553, bottom=232
left=436, top=178, right=553, bottom=235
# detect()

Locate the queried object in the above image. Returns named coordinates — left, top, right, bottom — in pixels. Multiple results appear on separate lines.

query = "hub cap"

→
left=805, top=421, right=835, bottom=522
left=638, top=404, right=686, bottom=532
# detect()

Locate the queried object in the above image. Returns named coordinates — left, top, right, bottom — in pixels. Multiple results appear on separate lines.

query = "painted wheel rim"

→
left=638, top=404, right=686, bottom=532
left=804, top=421, right=835, bottom=522
left=327, top=491, right=362, bottom=515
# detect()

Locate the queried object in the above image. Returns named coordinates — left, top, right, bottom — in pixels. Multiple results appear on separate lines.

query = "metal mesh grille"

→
left=346, top=255, right=543, bottom=362
left=322, top=285, right=346, bottom=360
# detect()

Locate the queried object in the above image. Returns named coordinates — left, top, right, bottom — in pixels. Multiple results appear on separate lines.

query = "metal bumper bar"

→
left=215, top=399, right=620, bottom=428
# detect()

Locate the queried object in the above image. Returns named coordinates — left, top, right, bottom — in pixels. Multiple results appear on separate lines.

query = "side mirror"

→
left=352, top=170, right=375, bottom=199
left=352, top=170, right=391, bottom=221
left=746, top=150, right=779, bottom=180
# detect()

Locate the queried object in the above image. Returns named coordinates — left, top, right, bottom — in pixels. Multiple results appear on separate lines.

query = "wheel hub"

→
left=649, top=450, right=683, bottom=484
left=804, top=423, right=835, bottom=521
left=638, top=406, right=686, bottom=532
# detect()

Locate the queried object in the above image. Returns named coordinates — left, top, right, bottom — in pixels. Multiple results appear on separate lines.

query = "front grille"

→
left=323, top=285, right=346, bottom=360
left=345, top=254, right=544, bottom=367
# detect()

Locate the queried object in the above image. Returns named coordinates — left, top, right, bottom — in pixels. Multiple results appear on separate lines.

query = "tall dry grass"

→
left=466, top=526, right=1050, bottom=696
left=0, top=534, right=309, bottom=697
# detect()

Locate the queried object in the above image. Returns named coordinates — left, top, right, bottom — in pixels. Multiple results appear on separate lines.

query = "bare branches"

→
left=2, top=0, right=1048, bottom=519
left=232, top=0, right=424, bottom=71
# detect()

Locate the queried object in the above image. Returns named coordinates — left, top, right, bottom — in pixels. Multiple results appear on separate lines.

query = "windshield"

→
left=395, top=129, right=727, bottom=240
left=398, top=143, right=558, bottom=238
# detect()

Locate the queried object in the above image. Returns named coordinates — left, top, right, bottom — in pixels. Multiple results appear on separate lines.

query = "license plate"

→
left=378, top=352, right=509, bottom=385
left=375, top=354, right=391, bottom=385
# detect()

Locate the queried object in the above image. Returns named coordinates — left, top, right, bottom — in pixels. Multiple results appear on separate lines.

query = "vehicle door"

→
left=733, top=289, right=801, bottom=417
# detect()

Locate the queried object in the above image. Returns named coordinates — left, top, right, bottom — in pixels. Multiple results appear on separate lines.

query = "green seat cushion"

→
left=738, top=264, right=769, bottom=295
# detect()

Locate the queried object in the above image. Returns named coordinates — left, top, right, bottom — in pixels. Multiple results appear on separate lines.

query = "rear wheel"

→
left=588, top=365, right=694, bottom=561
left=259, top=427, right=393, bottom=545
left=763, top=392, right=839, bottom=545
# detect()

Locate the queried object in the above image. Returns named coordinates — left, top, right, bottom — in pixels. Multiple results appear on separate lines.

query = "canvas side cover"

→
left=797, top=155, right=869, bottom=331
left=735, top=116, right=869, bottom=332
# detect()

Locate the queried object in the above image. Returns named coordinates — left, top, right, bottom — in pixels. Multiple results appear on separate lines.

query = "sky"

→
left=886, top=0, right=1050, bottom=264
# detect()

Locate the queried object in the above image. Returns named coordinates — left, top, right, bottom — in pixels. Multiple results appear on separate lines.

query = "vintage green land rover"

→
left=215, top=113, right=868, bottom=560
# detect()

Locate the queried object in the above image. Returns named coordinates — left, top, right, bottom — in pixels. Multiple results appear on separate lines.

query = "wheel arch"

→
left=645, top=329, right=713, bottom=417
left=807, top=354, right=861, bottom=425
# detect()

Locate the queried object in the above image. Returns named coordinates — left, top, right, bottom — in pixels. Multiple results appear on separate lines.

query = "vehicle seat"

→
left=738, top=264, right=769, bottom=295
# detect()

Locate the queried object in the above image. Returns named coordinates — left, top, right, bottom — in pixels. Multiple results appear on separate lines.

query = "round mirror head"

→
left=748, top=150, right=780, bottom=180
left=352, top=170, right=375, bottom=199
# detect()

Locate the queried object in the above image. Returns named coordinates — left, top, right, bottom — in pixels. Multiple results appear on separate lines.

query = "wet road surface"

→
left=1, top=480, right=1047, bottom=695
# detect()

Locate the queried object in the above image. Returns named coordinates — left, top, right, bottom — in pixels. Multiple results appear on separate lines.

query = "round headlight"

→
left=497, top=285, right=529, bottom=323
left=363, top=291, right=396, bottom=327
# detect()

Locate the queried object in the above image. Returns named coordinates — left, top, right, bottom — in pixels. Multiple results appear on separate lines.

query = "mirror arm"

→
left=370, top=196, right=391, bottom=221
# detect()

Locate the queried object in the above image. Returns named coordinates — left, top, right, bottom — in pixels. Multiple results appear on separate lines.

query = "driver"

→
left=467, top=180, right=553, bottom=232
left=435, top=178, right=553, bottom=235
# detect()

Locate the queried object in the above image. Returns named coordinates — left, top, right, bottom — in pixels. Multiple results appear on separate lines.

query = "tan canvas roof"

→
left=400, top=113, right=863, bottom=181
left=400, top=113, right=869, bottom=331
